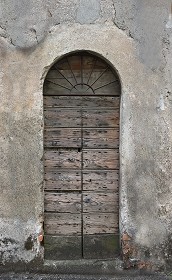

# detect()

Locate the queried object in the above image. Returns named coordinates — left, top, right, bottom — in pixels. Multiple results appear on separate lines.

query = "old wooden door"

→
left=43, top=52, right=120, bottom=260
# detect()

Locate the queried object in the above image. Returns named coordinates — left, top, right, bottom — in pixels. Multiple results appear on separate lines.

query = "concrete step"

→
left=0, top=272, right=170, bottom=280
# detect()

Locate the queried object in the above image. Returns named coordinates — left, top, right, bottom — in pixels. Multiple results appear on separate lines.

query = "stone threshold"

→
left=43, top=258, right=124, bottom=275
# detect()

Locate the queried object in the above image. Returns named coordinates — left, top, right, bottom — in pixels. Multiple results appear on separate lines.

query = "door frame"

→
left=42, top=50, right=122, bottom=262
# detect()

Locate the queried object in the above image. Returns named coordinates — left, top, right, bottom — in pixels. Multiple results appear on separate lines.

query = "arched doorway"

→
left=43, top=51, right=121, bottom=260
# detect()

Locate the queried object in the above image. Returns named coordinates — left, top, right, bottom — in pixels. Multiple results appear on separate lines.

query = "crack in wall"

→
left=111, top=1, right=134, bottom=39
left=112, top=0, right=116, bottom=19
left=48, top=9, right=52, bottom=17
left=30, top=28, right=39, bottom=44
left=10, top=38, right=16, bottom=46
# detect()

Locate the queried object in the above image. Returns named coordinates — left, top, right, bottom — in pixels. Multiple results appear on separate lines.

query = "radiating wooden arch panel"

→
left=44, top=52, right=120, bottom=96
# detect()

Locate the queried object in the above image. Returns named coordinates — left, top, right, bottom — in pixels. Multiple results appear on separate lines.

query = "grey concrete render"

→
left=0, top=0, right=172, bottom=273
left=0, top=274, right=171, bottom=280
left=76, top=0, right=101, bottom=24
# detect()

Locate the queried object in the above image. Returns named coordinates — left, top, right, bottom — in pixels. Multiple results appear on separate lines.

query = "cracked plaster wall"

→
left=0, top=0, right=172, bottom=272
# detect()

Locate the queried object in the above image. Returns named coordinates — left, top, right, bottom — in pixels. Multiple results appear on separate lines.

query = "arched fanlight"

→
left=44, top=52, right=120, bottom=96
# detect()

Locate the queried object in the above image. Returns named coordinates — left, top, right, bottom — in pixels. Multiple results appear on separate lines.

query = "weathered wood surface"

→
left=44, top=81, right=120, bottom=96
left=56, top=55, right=107, bottom=72
left=44, top=81, right=70, bottom=96
left=44, top=213, right=81, bottom=235
left=44, top=128, right=81, bottom=148
left=44, top=68, right=120, bottom=96
left=44, top=235, right=82, bottom=260
left=83, top=213, right=118, bottom=235
left=83, top=149, right=119, bottom=169
left=44, top=192, right=81, bottom=213
left=83, top=128, right=119, bottom=148
left=44, top=149, right=81, bottom=169
left=44, top=107, right=119, bottom=128
left=43, top=52, right=120, bottom=260
left=83, top=234, right=119, bottom=259
left=46, top=53, right=119, bottom=89
left=94, top=82, right=120, bottom=95
left=44, top=128, right=119, bottom=149
left=83, top=170, right=119, bottom=191
left=44, top=96, right=120, bottom=108
left=44, top=108, right=119, bottom=128
left=44, top=108, right=81, bottom=127
left=83, top=192, right=118, bottom=213
left=44, top=170, right=81, bottom=191
left=44, top=55, right=120, bottom=96
left=86, top=68, right=120, bottom=95
left=83, top=110, right=119, bottom=127
left=45, top=70, right=74, bottom=92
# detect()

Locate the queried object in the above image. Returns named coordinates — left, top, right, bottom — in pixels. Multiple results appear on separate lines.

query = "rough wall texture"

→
left=0, top=0, right=172, bottom=273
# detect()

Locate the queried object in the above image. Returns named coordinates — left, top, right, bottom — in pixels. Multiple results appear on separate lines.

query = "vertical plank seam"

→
left=81, top=106, right=84, bottom=258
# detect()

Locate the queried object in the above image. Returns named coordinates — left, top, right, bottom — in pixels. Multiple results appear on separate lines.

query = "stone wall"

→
left=0, top=0, right=172, bottom=272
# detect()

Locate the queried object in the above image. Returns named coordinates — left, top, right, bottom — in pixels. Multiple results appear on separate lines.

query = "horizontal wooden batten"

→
left=44, top=128, right=81, bottom=148
left=44, top=108, right=81, bottom=127
left=83, top=128, right=119, bottom=148
left=44, top=192, right=81, bottom=213
left=44, top=128, right=119, bottom=149
left=44, top=81, right=120, bottom=96
left=83, top=170, right=119, bottom=191
left=44, top=170, right=81, bottom=191
left=83, top=149, right=119, bottom=169
left=44, top=213, right=81, bottom=235
left=83, top=109, right=119, bottom=128
left=83, top=213, right=118, bottom=235
left=83, top=234, right=119, bottom=259
left=44, top=96, right=120, bottom=108
left=83, top=192, right=118, bottom=213
left=44, top=108, right=119, bottom=128
left=44, top=235, right=82, bottom=260
left=46, top=67, right=119, bottom=85
left=44, top=149, right=81, bottom=169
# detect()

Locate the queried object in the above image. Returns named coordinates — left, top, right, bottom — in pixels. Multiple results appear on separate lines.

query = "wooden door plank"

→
left=83, top=234, right=119, bottom=259
left=43, top=81, right=71, bottom=96
left=94, top=83, right=120, bottom=95
left=44, top=149, right=81, bottom=169
left=44, top=170, right=81, bottom=191
left=44, top=213, right=81, bottom=235
left=83, top=109, right=119, bottom=127
left=82, top=56, right=97, bottom=84
left=46, top=69, right=76, bottom=87
left=83, top=192, right=118, bottom=213
left=44, top=82, right=120, bottom=96
left=83, top=149, right=119, bottom=169
left=88, top=69, right=119, bottom=90
left=83, top=128, right=119, bottom=148
left=45, top=70, right=75, bottom=91
left=44, top=78, right=120, bottom=96
left=44, top=235, right=82, bottom=260
left=83, top=170, right=119, bottom=191
left=44, top=108, right=81, bottom=127
left=44, top=128, right=81, bottom=148
left=44, top=96, right=120, bottom=108
left=83, top=213, right=118, bottom=235
left=44, top=192, right=81, bottom=213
